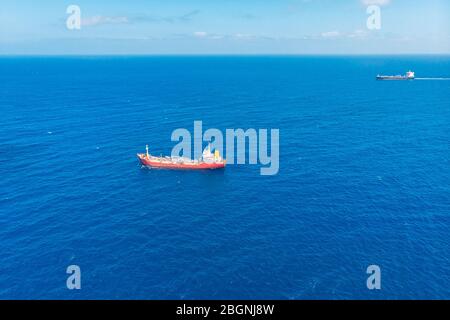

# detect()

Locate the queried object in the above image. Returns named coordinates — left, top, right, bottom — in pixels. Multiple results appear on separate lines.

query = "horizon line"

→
left=1, top=53, right=450, bottom=57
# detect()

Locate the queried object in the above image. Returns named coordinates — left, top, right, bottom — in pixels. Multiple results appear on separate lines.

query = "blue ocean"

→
left=1, top=56, right=449, bottom=299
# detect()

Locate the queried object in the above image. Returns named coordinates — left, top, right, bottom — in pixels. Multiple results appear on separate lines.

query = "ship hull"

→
left=376, top=76, right=413, bottom=81
left=137, top=154, right=225, bottom=170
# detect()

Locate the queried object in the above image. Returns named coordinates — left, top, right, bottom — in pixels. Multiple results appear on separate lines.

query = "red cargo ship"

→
left=137, top=145, right=226, bottom=170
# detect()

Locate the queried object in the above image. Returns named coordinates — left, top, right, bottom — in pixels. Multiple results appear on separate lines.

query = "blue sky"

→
left=1, top=0, right=449, bottom=54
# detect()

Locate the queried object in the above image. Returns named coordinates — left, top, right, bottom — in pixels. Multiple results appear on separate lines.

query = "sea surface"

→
left=1, top=56, right=449, bottom=299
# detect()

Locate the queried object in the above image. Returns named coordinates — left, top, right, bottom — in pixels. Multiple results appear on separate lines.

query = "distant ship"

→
left=137, top=144, right=226, bottom=170
left=376, top=71, right=415, bottom=81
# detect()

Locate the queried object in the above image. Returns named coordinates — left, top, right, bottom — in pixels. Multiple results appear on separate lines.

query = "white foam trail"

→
left=415, top=77, right=450, bottom=80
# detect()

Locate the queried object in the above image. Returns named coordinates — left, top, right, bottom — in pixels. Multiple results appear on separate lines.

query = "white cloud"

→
left=347, top=29, right=368, bottom=39
left=321, top=31, right=340, bottom=38
left=193, top=31, right=208, bottom=38
left=209, top=34, right=225, bottom=40
left=192, top=32, right=226, bottom=39
left=132, top=10, right=200, bottom=23
left=234, top=33, right=255, bottom=39
left=191, top=32, right=268, bottom=40
left=82, top=16, right=128, bottom=27
left=361, top=0, right=391, bottom=6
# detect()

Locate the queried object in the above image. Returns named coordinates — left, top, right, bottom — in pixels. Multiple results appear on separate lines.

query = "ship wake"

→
left=415, top=77, right=450, bottom=80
